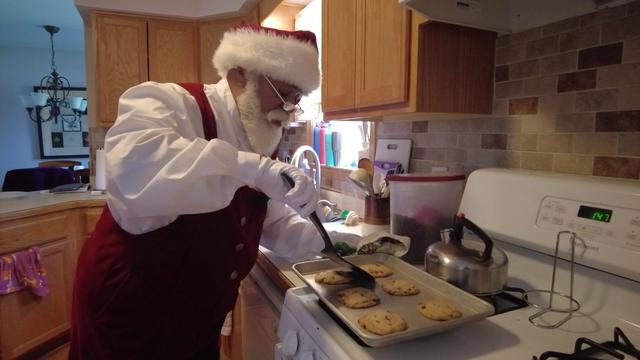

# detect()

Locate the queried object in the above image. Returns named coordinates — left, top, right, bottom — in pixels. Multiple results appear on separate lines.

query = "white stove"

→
left=276, top=168, right=640, bottom=359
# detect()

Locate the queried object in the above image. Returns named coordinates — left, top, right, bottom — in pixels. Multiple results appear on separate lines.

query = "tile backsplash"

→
left=379, top=1, right=640, bottom=180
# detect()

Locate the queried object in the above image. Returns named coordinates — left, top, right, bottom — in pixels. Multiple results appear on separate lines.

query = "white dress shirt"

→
left=104, top=79, right=323, bottom=261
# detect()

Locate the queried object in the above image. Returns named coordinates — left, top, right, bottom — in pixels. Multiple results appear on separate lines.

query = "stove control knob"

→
left=282, top=331, right=299, bottom=356
left=300, top=350, right=315, bottom=360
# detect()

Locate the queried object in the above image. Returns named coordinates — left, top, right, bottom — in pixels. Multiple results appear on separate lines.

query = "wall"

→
left=377, top=1, right=640, bottom=181
left=279, top=126, right=308, bottom=161
left=262, top=3, right=303, bottom=30
left=0, top=46, right=86, bottom=187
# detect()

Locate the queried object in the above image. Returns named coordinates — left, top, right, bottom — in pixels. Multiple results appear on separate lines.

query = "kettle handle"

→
left=450, top=214, right=494, bottom=262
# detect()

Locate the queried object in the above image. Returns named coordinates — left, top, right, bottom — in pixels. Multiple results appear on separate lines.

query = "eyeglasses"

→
left=263, top=75, right=304, bottom=117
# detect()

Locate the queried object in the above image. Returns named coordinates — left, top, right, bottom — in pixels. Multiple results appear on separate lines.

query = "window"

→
left=312, top=120, right=372, bottom=169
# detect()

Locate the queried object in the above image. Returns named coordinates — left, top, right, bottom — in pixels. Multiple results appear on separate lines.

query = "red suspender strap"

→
left=177, top=83, right=217, bottom=141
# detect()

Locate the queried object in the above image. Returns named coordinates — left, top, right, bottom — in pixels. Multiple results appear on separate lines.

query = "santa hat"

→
left=212, top=24, right=320, bottom=95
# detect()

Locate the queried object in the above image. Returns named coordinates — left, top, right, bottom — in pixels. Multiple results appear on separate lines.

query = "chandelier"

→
left=19, top=25, right=86, bottom=126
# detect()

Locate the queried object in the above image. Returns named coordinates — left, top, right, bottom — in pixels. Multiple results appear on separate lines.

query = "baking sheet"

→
left=292, top=253, right=495, bottom=347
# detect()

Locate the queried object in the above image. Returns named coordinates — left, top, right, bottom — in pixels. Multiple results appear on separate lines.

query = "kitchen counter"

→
left=0, top=191, right=106, bottom=222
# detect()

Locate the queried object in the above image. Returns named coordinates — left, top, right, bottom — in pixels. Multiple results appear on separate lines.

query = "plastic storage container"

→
left=388, top=173, right=466, bottom=263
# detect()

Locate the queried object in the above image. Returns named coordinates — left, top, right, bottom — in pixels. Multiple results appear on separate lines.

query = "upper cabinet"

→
left=322, top=0, right=496, bottom=120
left=92, top=14, right=148, bottom=127
left=356, top=0, right=410, bottom=109
left=322, top=0, right=357, bottom=112
left=323, top=0, right=409, bottom=112
left=419, top=21, right=496, bottom=114
left=199, top=12, right=258, bottom=85
left=88, top=13, right=200, bottom=127
left=86, top=11, right=259, bottom=127
left=148, top=19, right=199, bottom=84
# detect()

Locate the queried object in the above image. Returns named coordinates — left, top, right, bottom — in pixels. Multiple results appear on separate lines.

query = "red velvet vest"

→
left=69, top=83, right=269, bottom=360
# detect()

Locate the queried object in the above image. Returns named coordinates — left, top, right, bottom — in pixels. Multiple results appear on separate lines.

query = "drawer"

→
left=0, top=212, right=73, bottom=255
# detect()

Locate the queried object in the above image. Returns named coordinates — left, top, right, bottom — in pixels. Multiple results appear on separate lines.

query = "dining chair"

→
left=38, top=160, right=82, bottom=172
left=2, top=167, right=76, bottom=192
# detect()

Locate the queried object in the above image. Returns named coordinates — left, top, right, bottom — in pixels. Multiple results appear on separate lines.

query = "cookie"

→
left=357, top=309, right=408, bottom=336
left=359, top=263, right=393, bottom=278
left=314, top=270, right=352, bottom=285
left=417, top=299, right=462, bottom=321
left=336, top=287, right=380, bottom=309
left=381, top=278, right=420, bottom=296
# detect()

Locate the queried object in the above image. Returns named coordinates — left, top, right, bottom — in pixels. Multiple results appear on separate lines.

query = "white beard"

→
left=236, top=76, right=290, bottom=156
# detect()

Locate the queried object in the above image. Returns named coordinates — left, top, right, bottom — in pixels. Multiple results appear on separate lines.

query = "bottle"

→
left=319, top=124, right=326, bottom=165
left=313, top=126, right=321, bottom=157
left=332, top=131, right=341, bottom=167
left=325, top=130, right=334, bottom=166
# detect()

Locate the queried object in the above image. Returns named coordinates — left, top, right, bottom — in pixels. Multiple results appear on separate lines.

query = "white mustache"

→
left=266, top=109, right=292, bottom=127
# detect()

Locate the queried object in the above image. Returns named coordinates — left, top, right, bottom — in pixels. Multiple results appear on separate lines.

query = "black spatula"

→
left=280, top=172, right=376, bottom=289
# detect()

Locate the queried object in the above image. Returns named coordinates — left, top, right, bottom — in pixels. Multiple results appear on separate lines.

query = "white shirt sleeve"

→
left=259, top=200, right=324, bottom=262
left=105, top=82, right=261, bottom=234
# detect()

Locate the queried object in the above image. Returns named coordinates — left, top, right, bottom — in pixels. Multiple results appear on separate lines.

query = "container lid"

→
left=388, top=172, right=465, bottom=182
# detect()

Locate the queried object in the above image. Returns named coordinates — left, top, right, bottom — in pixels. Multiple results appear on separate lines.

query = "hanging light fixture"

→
left=19, top=25, right=86, bottom=125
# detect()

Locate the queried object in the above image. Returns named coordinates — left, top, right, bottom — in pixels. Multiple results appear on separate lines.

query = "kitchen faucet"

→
left=290, top=145, right=321, bottom=189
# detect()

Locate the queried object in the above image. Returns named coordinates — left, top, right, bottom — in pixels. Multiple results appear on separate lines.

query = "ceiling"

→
left=0, top=0, right=265, bottom=52
left=0, top=0, right=84, bottom=51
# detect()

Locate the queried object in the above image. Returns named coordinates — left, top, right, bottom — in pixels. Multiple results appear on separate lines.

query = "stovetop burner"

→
left=533, top=327, right=639, bottom=360
left=477, top=287, right=528, bottom=315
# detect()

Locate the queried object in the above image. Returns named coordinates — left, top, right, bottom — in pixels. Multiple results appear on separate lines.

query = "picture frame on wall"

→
left=35, top=86, right=89, bottom=159
left=62, top=118, right=82, bottom=132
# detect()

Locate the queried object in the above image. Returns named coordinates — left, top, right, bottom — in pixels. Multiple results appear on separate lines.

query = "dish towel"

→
left=0, top=247, right=49, bottom=297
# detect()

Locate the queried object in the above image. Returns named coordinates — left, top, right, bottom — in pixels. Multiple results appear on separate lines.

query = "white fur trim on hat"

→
left=212, top=28, right=320, bottom=95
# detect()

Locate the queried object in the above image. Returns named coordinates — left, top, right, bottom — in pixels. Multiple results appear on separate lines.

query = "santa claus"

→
left=70, top=24, right=357, bottom=359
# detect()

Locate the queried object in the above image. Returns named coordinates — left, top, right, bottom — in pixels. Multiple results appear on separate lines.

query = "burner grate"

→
left=533, top=327, right=639, bottom=360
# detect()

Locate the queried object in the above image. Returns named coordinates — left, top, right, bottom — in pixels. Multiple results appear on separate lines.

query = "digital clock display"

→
left=577, top=205, right=613, bottom=223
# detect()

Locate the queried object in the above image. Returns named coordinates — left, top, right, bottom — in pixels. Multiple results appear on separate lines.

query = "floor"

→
left=38, top=343, right=69, bottom=360
left=41, top=344, right=228, bottom=360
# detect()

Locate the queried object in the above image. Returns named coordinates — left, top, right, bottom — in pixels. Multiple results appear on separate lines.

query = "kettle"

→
left=425, top=214, right=508, bottom=295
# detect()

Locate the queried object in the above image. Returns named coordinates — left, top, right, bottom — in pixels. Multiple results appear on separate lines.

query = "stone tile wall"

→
left=379, top=1, right=640, bottom=180
left=278, top=125, right=308, bottom=161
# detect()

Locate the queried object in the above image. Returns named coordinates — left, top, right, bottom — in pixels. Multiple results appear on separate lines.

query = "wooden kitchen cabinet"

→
left=0, top=212, right=75, bottom=359
left=322, top=0, right=496, bottom=120
left=93, top=14, right=148, bottom=127
left=322, top=0, right=409, bottom=113
left=321, top=0, right=358, bottom=112
left=220, top=270, right=281, bottom=360
left=89, top=13, right=202, bottom=126
left=76, top=206, right=104, bottom=255
left=148, top=19, right=199, bottom=84
left=356, top=0, right=410, bottom=109
left=0, top=200, right=104, bottom=359
left=198, top=12, right=258, bottom=85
